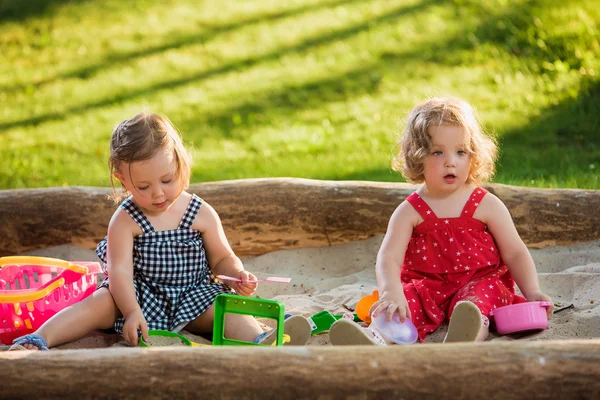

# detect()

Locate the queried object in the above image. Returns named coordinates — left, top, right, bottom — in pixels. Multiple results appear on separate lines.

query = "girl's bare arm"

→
left=193, top=202, right=256, bottom=296
left=372, top=201, right=418, bottom=321
left=478, top=194, right=553, bottom=314
left=106, top=211, right=139, bottom=313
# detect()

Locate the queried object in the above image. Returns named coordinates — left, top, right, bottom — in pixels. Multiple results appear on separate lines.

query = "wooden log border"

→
left=1, top=178, right=598, bottom=256
left=2, top=340, right=600, bottom=399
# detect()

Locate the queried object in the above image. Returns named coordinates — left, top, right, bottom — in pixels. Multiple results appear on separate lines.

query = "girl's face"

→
left=115, top=148, right=181, bottom=215
left=422, top=124, right=471, bottom=195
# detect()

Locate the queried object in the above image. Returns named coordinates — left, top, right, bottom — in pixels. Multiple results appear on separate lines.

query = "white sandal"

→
left=329, top=319, right=386, bottom=345
left=256, top=315, right=312, bottom=346
left=444, top=301, right=489, bottom=343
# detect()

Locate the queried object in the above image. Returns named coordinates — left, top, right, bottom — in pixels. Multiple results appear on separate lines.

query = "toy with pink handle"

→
left=490, top=301, right=552, bottom=335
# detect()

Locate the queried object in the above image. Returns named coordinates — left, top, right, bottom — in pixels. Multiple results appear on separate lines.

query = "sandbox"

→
left=1, top=178, right=599, bottom=399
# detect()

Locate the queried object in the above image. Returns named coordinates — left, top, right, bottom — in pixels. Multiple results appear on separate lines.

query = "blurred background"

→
left=0, top=0, right=598, bottom=189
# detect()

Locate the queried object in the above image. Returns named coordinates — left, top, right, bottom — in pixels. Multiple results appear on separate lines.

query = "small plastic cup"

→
left=139, top=330, right=192, bottom=347
left=370, top=312, right=418, bottom=344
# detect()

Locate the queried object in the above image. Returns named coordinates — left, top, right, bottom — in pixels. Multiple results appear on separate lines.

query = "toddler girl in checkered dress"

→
left=329, top=98, right=553, bottom=345
left=12, top=112, right=311, bottom=350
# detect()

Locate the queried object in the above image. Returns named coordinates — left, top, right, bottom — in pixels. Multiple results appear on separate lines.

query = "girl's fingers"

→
left=376, top=302, right=393, bottom=318
left=236, top=284, right=254, bottom=296
left=370, top=301, right=386, bottom=317
left=238, top=272, right=258, bottom=293
left=123, top=329, right=131, bottom=346
left=546, top=297, right=554, bottom=317
left=385, top=303, right=398, bottom=322
left=237, top=287, right=249, bottom=296
left=242, top=282, right=257, bottom=291
left=240, top=271, right=257, bottom=283
left=372, top=300, right=410, bottom=322
left=140, top=321, right=149, bottom=342
left=129, top=329, right=136, bottom=346
left=368, top=301, right=380, bottom=317
left=398, top=306, right=407, bottom=322
left=242, top=280, right=258, bottom=291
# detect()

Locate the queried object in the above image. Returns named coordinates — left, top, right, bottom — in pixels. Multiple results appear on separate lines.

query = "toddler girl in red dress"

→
left=330, top=97, right=553, bottom=344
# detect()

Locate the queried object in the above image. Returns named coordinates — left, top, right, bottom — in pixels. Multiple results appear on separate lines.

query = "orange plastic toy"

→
left=356, top=290, right=379, bottom=323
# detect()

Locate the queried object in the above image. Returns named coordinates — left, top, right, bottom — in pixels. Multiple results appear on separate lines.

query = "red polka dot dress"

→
left=401, top=187, right=526, bottom=342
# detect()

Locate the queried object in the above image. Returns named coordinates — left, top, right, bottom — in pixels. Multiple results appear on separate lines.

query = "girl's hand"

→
left=525, top=290, right=554, bottom=318
left=229, top=270, right=258, bottom=296
left=369, top=290, right=412, bottom=323
left=122, top=309, right=148, bottom=346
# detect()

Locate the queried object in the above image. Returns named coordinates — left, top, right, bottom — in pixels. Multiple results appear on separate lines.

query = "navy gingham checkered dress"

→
left=95, top=194, right=230, bottom=334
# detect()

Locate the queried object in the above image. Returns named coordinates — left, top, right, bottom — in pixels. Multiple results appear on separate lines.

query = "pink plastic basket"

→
left=0, top=256, right=101, bottom=345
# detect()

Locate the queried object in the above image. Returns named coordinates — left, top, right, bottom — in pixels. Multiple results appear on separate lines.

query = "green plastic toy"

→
left=139, top=330, right=192, bottom=347
left=212, top=294, right=285, bottom=346
left=308, top=311, right=361, bottom=335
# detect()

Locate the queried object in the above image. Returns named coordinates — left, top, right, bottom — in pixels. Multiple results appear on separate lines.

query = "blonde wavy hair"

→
left=392, top=97, right=497, bottom=184
left=108, top=112, right=192, bottom=204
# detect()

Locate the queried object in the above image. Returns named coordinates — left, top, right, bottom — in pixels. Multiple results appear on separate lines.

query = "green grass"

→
left=1, top=0, right=598, bottom=189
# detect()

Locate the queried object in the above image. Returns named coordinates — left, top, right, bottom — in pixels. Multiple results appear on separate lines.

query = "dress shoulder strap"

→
left=178, top=194, right=203, bottom=230
left=461, top=187, right=488, bottom=218
left=406, top=192, right=438, bottom=220
left=121, top=198, right=156, bottom=234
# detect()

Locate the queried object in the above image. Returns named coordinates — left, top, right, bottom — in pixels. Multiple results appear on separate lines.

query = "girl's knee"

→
left=89, top=288, right=121, bottom=327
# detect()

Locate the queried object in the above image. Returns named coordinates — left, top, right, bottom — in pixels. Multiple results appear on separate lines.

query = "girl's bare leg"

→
left=185, top=303, right=263, bottom=343
left=23, top=288, right=121, bottom=349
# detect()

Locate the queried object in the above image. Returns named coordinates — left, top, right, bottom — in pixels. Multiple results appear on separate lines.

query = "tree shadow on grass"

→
left=496, top=77, right=600, bottom=186
left=193, top=68, right=383, bottom=140
left=0, top=0, right=90, bottom=24
left=461, top=0, right=591, bottom=72
left=379, top=0, right=583, bottom=71
left=0, top=0, right=370, bottom=93
left=0, top=0, right=438, bottom=132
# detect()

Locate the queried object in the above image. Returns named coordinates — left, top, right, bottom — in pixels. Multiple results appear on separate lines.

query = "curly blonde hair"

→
left=392, top=97, right=497, bottom=184
left=108, top=112, right=192, bottom=203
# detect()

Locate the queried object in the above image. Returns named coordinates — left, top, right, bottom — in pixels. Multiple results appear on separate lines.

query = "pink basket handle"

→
left=0, top=256, right=88, bottom=303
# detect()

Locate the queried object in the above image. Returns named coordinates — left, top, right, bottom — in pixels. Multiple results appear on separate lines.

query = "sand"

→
left=2, top=236, right=599, bottom=349
left=144, top=335, right=187, bottom=347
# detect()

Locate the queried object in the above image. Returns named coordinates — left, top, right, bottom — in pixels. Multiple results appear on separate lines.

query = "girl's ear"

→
left=113, top=171, right=126, bottom=186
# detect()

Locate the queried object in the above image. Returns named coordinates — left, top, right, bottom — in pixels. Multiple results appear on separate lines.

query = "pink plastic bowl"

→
left=490, top=301, right=552, bottom=335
